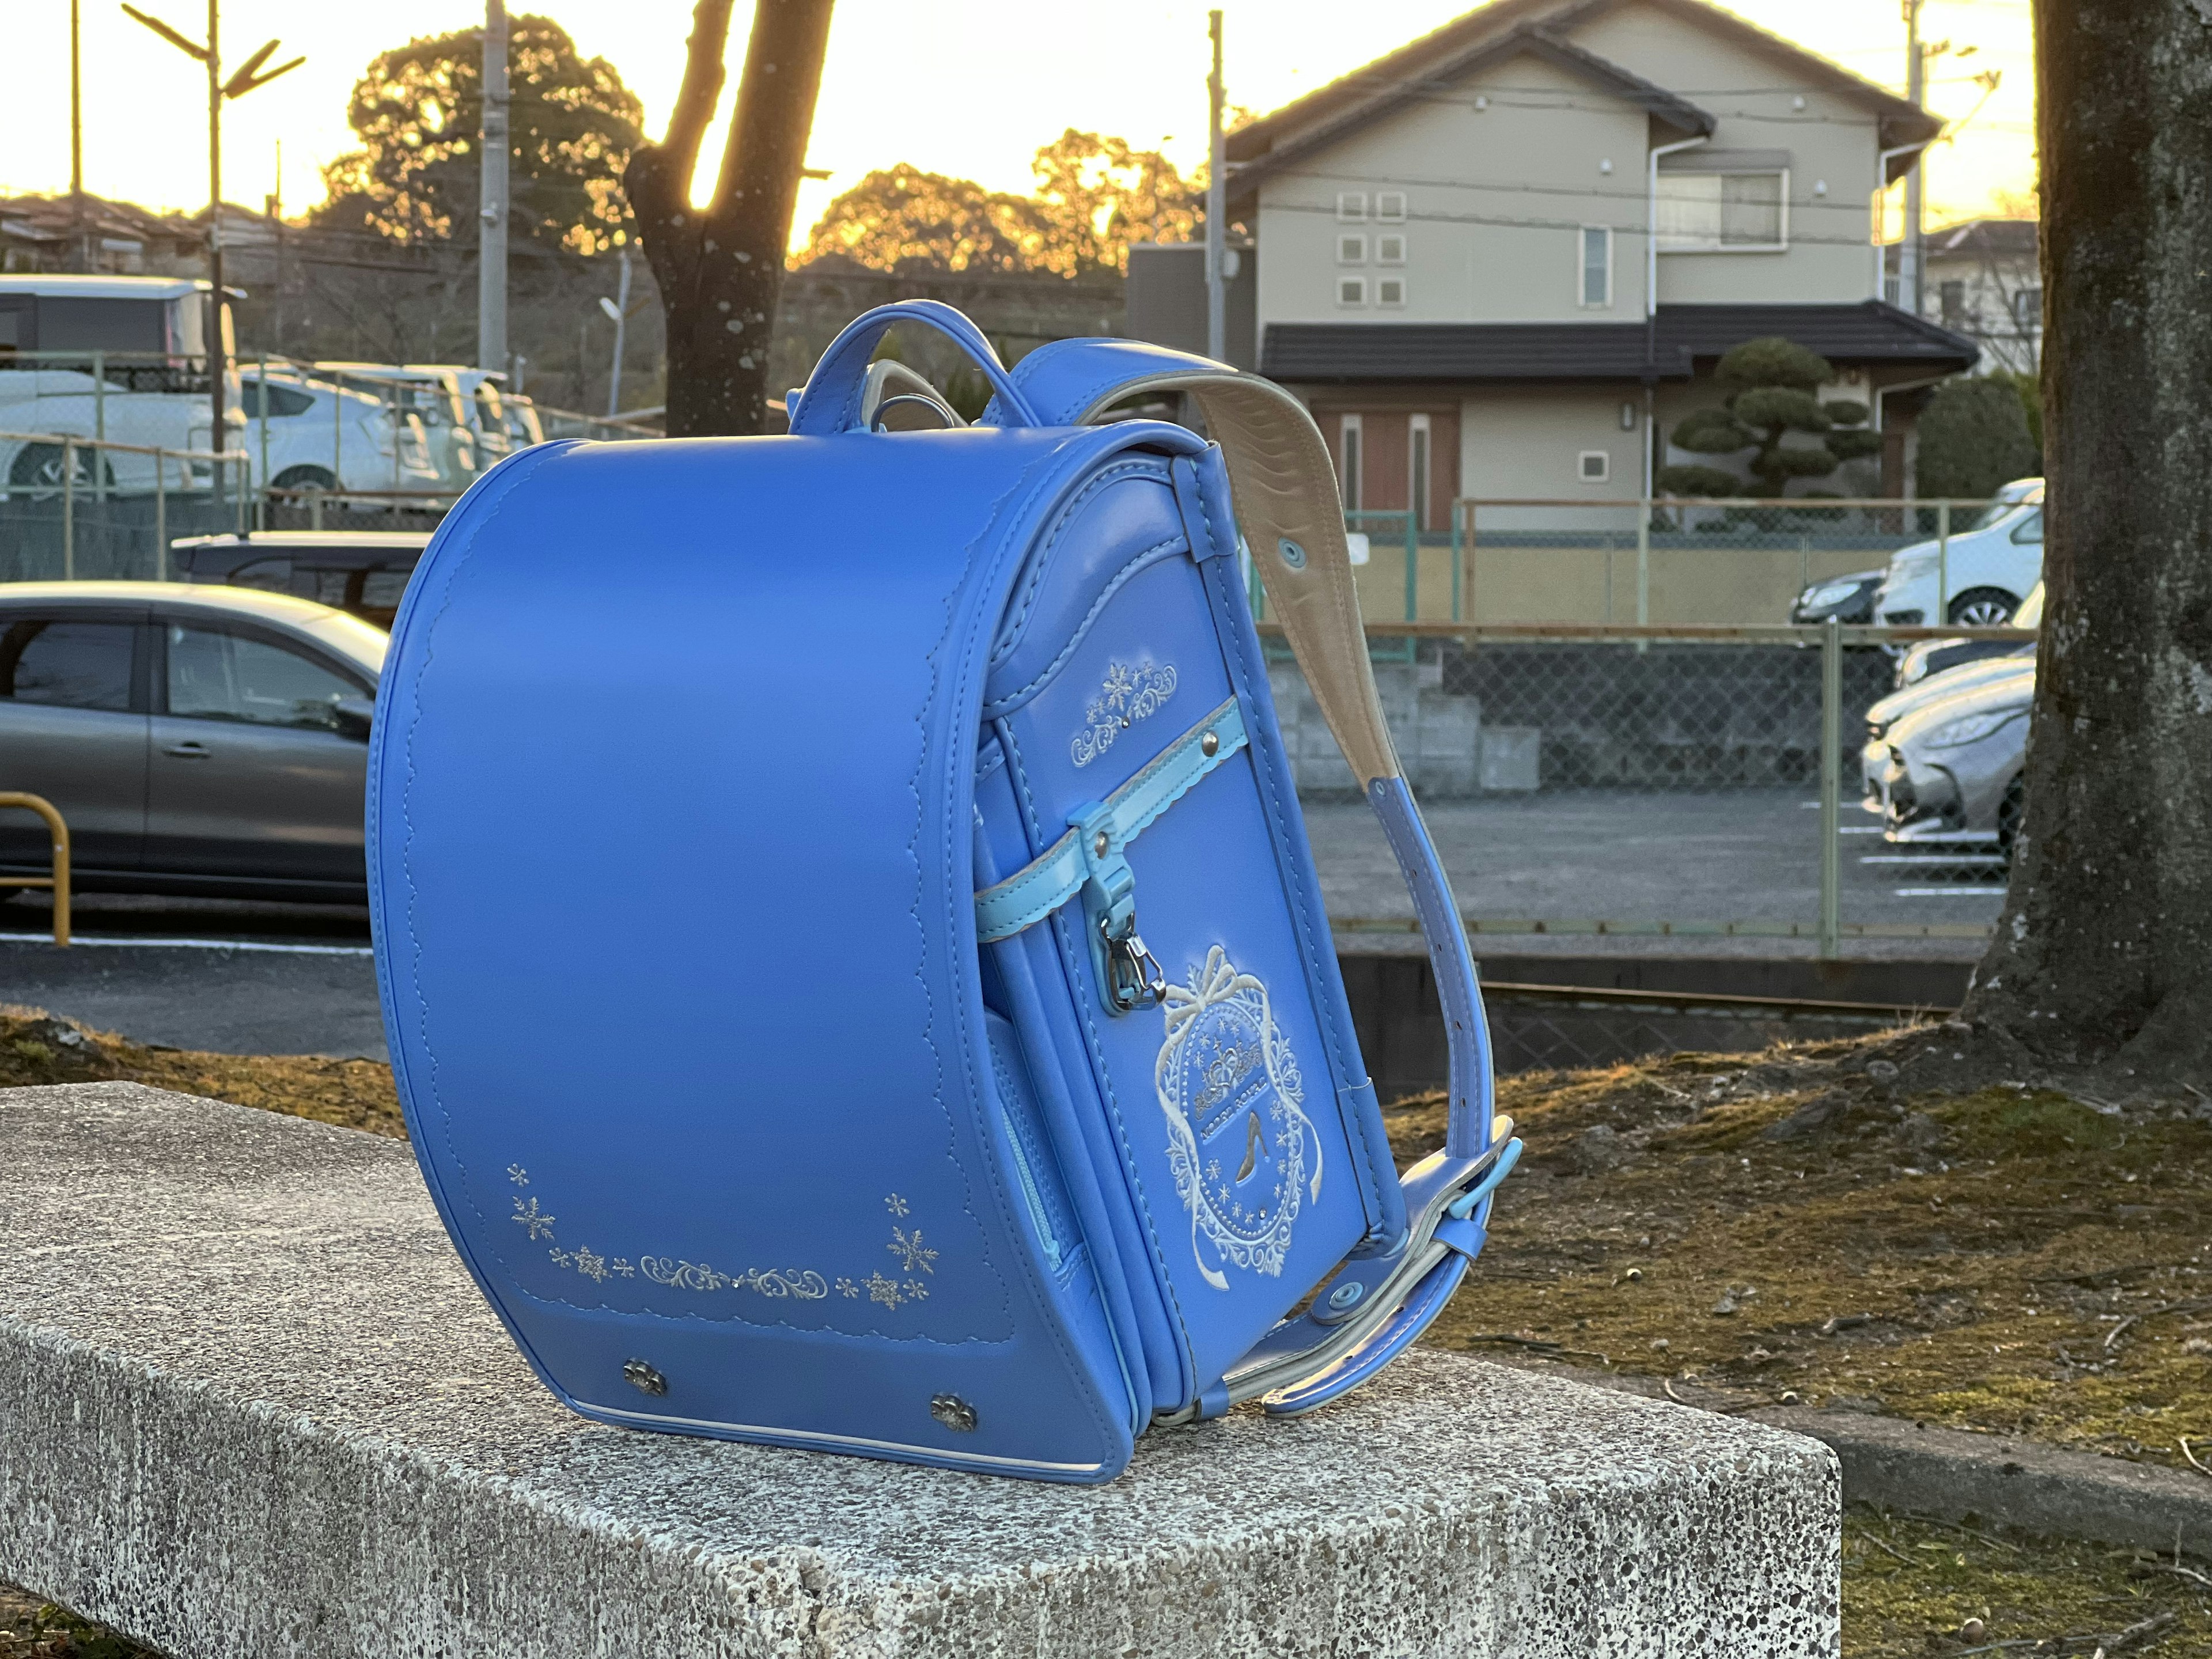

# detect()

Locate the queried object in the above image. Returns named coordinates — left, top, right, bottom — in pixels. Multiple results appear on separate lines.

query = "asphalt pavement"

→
left=2, top=790, right=1994, bottom=1058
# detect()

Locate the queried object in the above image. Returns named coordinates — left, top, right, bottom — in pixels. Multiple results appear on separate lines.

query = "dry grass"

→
left=1390, top=1032, right=2212, bottom=1474
left=0, top=1005, right=402, bottom=1138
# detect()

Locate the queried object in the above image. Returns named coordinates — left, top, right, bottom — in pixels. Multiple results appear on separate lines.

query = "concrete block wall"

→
left=1268, top=656, right=1486, bottom=797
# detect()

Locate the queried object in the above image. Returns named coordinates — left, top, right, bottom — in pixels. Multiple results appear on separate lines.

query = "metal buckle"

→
left=1099, top=911, right=1166, bottom=1013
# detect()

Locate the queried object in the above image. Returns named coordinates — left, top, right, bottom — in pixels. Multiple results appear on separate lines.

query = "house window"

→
left=1656, top=171, right=1787, bottom=251
left=1376, top=233, right=1407, bottom=265
left=2014, top=287, right=2043, bottom=331
left=1338, top=275, right=1368, bottom=307
left=1338, top=233, right=1368, bottom=264
left=1408, top=414, right=1431, bottom=532
left=1578, top=450, right=1611, bottom=483
left=1377, top=276, right=1407, bottom=306
left=1939, top=279, right=1967, bottom=326
left=1339, top=415, right=1363, bottom=511
left=1579, top=226, right=1612, bottom=307
left=1375, top=191, right=1407, bottom=222
left=1336, top=191, right=1368, bottom=222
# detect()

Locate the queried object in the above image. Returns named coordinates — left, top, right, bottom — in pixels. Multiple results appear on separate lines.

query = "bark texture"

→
left=623, top=0, right=834, bottom=436
left=1963, top=0, right=2212, bottom=1078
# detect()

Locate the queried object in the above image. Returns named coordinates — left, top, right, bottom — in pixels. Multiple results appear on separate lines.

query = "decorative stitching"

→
left=981, top=536, right=1188, bottom=718
left=990, top=460, right=1173, bottom=669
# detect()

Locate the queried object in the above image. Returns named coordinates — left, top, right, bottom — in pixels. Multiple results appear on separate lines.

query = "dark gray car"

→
left=0, top=582, right=385, bottom=904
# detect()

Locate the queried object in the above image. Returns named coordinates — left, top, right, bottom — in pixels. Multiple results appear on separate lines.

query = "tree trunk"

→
left=623, top=0, right=834, bottom=437
left=1961, top=0, right=2212, bottom=1081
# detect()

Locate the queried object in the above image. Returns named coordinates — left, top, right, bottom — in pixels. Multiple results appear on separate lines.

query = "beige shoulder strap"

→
left=1073, top=372, right=1402, bottom=787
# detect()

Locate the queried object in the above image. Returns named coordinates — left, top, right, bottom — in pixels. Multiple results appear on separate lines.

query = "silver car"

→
left=1866, top=665, right=2033, bottom=855
left=0, top=582, right=384, bottom=904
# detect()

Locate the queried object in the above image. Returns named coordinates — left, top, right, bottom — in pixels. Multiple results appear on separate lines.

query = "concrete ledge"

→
left=0, top=1084, right=1841, bottom=1658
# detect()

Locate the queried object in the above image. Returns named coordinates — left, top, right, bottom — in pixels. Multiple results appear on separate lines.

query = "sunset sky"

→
left=3, top=0, right=2039, bottom=249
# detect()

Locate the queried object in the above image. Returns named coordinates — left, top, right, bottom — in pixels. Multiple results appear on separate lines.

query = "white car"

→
left=1872, top=481, right=2044, bottom=627
left=0, top=366, right=240, bottom=496
left=440, top=366, right=532, bottom=459
left=238, top=372, right=440, bottom=495
left=315, top=363, right=480, bottom=488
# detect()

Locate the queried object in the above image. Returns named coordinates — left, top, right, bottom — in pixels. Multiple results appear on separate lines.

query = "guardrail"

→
left=0, top=793, right=71, bottom=946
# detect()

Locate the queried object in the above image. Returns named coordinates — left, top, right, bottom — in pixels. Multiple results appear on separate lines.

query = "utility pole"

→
left=122, top=3, right=302, bottom=460
left=478, top=0, right=510, bottom=375
left=70, top=1, right=88, bottom=272
left=599, top=245, right=632, bottom=418
left=1901, top=0, right=1925, bottom=315
left=1205, top=10, right=1227, bottom=363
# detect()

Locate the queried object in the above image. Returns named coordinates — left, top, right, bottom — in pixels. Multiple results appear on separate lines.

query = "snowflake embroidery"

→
left=573, top=1245, right=608, bottom=1283
left=888, top=1226, right=939, bottom=1275
left=904, top=1279, right=930, bottom=1301
left=866, top=1271, right=906, bottom=1309
left=836, top=1277, right=859, bottom=1298
left=1073, top=660, right=1178, bottom=767
left=507, top=1164, right=529, bottom=1186
left=609, top=1259, right=637, bottom=1278
left=511, top=1196, right=556, bottom=1241
left=885, top=1194, right=910, bottom=1218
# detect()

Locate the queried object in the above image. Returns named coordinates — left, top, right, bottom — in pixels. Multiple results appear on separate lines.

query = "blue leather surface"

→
left=372, top=425, right=1191, bottom=1480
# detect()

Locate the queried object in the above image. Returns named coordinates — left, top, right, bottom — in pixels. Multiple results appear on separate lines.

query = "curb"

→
left=1492, top=1358, right=2212, bottom=1555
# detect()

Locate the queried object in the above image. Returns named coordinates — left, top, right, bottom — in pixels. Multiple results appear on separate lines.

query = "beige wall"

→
left=1568, top=9, right=1884, bottom=306
left=1256, top=52, right=1653, bottom=327
left=1460, top=386, right=1649, bottom=510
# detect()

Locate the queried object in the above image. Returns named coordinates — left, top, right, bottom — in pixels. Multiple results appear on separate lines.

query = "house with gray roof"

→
left=1128, top=0, right=1979, bottom=516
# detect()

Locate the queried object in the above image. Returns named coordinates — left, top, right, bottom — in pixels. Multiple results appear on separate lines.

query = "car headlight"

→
left=1921, top=708, right=2027, bottom=749
left=1805, top=580, right=1865, bottom=608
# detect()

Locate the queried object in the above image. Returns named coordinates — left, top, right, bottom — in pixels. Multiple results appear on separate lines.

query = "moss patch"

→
left=0, top=1006, right=402, bottom=1138
left=0, top=1588, right=150, bottom=1659
left=1395, top=1035, right=2212, bottom=1473
left=1843, top=1508, right=2212, bottom=1655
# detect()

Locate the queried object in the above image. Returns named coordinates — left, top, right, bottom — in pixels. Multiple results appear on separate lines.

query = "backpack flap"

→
left=370, top=422, right=1184, bottom=1482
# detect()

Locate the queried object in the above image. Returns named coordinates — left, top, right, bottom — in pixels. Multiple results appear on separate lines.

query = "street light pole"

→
left=1901, top=0, right=1925, bottom=315
left=70, top=0, right=88, bottom=272
left=1205, top=10, right=1226, bottom=364
left=478, top=0, right=510, bottom=374
left=121, top=3, right=302, bottom=467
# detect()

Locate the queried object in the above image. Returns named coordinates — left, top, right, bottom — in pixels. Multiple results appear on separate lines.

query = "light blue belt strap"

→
left=975, top=695, right=1247, bottom=945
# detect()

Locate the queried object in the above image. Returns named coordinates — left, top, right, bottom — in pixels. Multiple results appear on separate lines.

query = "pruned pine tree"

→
left=1658, top=338, right=1881, bottom=499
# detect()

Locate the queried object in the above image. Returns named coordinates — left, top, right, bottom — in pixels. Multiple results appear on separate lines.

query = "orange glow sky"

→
left=3, top=1, right=2037, bottom=249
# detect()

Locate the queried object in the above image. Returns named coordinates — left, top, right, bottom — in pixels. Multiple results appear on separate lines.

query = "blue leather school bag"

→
left=368, top=301, right=1520, bottom=1483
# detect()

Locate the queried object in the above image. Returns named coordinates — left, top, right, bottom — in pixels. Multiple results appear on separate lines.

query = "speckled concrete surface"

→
left=0, top=1083, right=1840, bottom=1658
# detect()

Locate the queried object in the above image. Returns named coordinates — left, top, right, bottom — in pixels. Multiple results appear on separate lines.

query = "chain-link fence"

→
left=1269, top=620, right=2034, bottom=957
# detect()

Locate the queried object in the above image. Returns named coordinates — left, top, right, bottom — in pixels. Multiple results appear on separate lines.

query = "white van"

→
left=0, top=275, right=245, bottom=495
left=1871, top=480, right=2046, bottom=627
left=315, top=363, right=482, bottom=488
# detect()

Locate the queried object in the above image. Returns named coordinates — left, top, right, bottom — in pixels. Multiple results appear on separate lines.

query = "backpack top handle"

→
left=786, top=298, right=1043, bottom=435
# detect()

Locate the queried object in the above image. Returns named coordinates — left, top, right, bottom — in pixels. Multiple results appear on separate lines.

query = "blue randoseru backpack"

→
left=368, top=301, right=1521, bottom=1483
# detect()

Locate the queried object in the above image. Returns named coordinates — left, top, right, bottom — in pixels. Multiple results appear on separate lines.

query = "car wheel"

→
left=1997, top=775, right=2026, bottom=861
left=271, top=465, right=339, bottom=492
left=1948, top=588, right=2017, bottom=627
left=6, top=443, right=115, bottom=499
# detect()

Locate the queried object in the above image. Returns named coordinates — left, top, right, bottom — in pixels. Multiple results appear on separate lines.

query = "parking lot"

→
left=1, top=790, right=1997, bottom=1060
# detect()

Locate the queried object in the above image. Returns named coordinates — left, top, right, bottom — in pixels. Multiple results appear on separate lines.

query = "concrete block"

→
left=1480, top=726, right=1543, bottom=792
left=0, top=1083, right=1841, bottom=1659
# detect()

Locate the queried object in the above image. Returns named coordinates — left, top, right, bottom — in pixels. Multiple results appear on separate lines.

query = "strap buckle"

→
left=1099, top=911, right=1166, bottom=1013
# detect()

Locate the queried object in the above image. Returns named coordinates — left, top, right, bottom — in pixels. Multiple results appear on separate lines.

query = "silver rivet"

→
left=1200, top=730, right=1219, bottom=757
left=1328, top=1281, right=1364, bottom=1310
left=1093, top=831, right=1110, bottom=857
left=930, top=1393, right=979, bottom=1432
left=623, top=1359, right=668, bottom=1396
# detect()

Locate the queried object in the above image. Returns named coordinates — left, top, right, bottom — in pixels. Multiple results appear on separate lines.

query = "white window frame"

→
left=1655, top=169, right=1791, bottom=254
left=1336, top=191, right=1368, bottom=222
left=1374, top=191, right=1407, bottom=222
left=1578, top=225, right=1613, bottom=308
left=1339, top=415, right=1363, bottom=511
left=1376, top=275, right=1407, bottom=308
left=1337, top=274, right=1368, bottom=308
left=1375, top=231, right=1407, bottom=266
left=1337, top=232, right=1369, bottom=265
left=1408, top=414, right=1432, bottom=533
left=1577, top=449, right=1611, bottom=484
